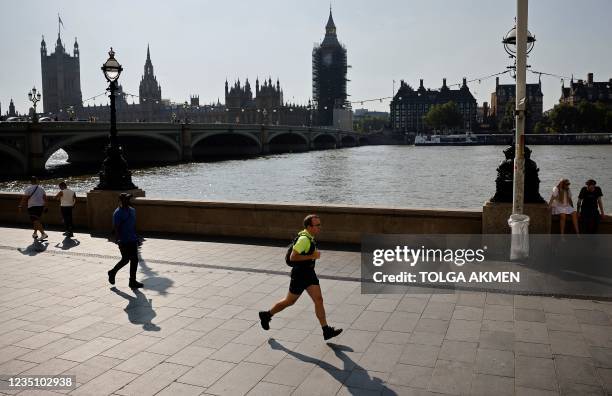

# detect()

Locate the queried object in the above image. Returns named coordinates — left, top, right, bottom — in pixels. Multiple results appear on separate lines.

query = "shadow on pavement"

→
left=18, top=240, right=49, bottom=256
left=111, top=287, right=160, bottom=331
left=55, top=237, right=81, bottom=250
left=138, top=245, right=174, bottom=296
left=268, top=338, right=397, bottom=395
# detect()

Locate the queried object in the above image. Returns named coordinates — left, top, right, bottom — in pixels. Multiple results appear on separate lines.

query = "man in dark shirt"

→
left=577, top=179, right=605, bottom=233
left=107, top=193, right=143, bottom=288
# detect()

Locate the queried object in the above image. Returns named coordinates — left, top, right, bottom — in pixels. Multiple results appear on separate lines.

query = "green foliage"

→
left=423, top=101, right=463, bottom=131
left=549, top=101, right=611, bottom=133
left=353, top=115, right=387, bottom=133
left=498, top=102, right=515, bottom=133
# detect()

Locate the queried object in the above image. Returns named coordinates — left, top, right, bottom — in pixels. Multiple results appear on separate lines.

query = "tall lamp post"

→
left=502, top=0, right=535, bottom=259
left=28, top=87, right=41, bottom=122
left=95, top=48, right=137, bottom=190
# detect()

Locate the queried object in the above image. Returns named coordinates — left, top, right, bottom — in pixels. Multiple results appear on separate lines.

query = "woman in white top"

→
left=55, top=181, right=76, bottom=237
left=549, top=178, right=579, bottom=235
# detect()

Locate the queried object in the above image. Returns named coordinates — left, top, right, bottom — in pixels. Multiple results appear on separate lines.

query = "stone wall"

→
left=1, top=192, right=609, bottom=242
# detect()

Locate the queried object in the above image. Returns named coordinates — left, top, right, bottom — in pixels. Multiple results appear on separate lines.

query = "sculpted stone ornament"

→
left=491, top=145, right=545, bottom=203
left=95, top=144, right=137, bottom=191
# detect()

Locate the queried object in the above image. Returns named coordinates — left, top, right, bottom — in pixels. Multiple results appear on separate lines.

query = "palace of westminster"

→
left=8, top=9, right=352, bottom=128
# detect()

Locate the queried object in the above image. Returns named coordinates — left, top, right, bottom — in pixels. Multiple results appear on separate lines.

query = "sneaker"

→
left=259, top=311, right=272, bottom=330
left=107, top=270, right=116, bottom=285
left=32, top=232, right=38, bottom=239
left=323, top=326, right=343, bottom=340
left=129, top=280, right=144, bottom=289
left=39, top=233, right=48, bottom=240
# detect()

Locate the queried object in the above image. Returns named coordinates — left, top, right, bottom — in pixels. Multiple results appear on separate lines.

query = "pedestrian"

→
left=18, top=176, right=48, bottom=240
left=107, top=193, right=143, bottom=289
left=55, top=181, right=76, bottom=237
left=259, top=214, right=342, bottom=341
left=577, top=179, right=605, bottom=234
left=549, top=178, right=579, bottom=235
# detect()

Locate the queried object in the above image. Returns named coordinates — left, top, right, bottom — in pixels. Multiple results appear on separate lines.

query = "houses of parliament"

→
left=34, top=9, right=351, bottom=128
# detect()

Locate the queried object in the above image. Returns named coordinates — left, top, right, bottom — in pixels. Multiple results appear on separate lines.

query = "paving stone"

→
left=0, top=359, right=37, bottom=376
left=545, top=313, right=581, bottom=332
left=452, top=305, right=484, bottom=321
left=22, top=357, right=78, bottom=375
left=485, top=293, right=514, bottom=306
left=244, top=340, right=297, bottom=366
left=414, top=318, right=449, bottom=335
left=445, top=319, right=482, bottom=342
left=166, top=344, right=216, bottom=366
left=246, top=381, right=294, bottom=396
left=156, top=382, right=206, bottom=396
left=479, top=330, right=514, bottom=351
left=387, top=363, right=432, bottom=389
left=359, top=342, right=403, bottom=372
left=456, top=293, right=486, bottom=308
left=209, top=342, right=258, bottom=363
left=62, top=355, right=122, bottom=384
left=336, top=329, right=377, bottom=352
left=382, top=311, right=419, bottom=332
left=146, top=329, right=204, bottom=355
left=475, top=348, right=514, bottom=377
left=49, top=315, right=104, bottom=334
left=292, top=365, right=348, bottom=396
left=113, top=351, right=167, bottom=374
left=100, top=334, right=159, bottom=360
left=482, top=319, right=515, bottom=333
left=409, top=331, right=444, bottom=347
left=514, top=295, right=544, bottom=310
left=192, top=328, right=241, bottom=349
left=438, top=340, right=478, bottom=363
left=422, top=302, right=455, bottom=320
left=514, top=341, right=553, bottom=359
left=549, top=330, right=590, bottom=357
left=515, top=356, right=557, bottom=391
left=262, top=357, right=315, bottom=386
left=589, top=347, right=612, bottom=368
left=396, top=297, right=428, bottom=313
left=70, top=369, right=137, bottom=396
left=470, top=373, right=514, bottom=396
left=428, top=359, right=473, bottom=395
left=352, top=310, right=391, bottom=332
left=14, top=331, right=65, bottom=349
left=515, top=321, right=549, bottom=344
left=177, top=358, right=236, bottom=387
left=574, top=309, right=611, bottom=326
left=366, top=298, right=399, bottom=313
left=596, top=367, right=612, bottom=394
left=554, top=355, right=600, bottom=386
left=206, top=361, right=272, bottom=396
left=374, top=330, right=411, bottom=345
left=116, top=362, right=190, bottom=396
left=59, top=336, right=121, bottom=362
left=558, top=382, right=605, bottom=396
left=515, top=308, right=546, bottom=323
left=580, top=324, right=612, bottom=348
left=18, top=337, right=85, bottom=363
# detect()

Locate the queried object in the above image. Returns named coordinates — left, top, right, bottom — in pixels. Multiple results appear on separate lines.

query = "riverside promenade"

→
left=1, top=226, right=611, bottom=395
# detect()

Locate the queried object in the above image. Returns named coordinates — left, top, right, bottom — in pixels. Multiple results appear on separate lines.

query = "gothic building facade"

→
left=560, top=73, right=612, bottom=106
left=40, top=32, right=82, bottom=115
left=490, top=77, right=543, bottom=133
left=312, top=9, right=349, bottom=126
left=390, top=78, right=477, bottom=132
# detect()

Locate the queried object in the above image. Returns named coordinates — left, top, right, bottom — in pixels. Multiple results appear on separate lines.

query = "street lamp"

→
left=95, top=48, right=137, bottom=190
left=505, top=0, right=532, bottom=260
left=28, top=87, right=41, bottom=122
left=183, top=101, right=189, bottom=123
left=67, top=105, right=75, bottom=121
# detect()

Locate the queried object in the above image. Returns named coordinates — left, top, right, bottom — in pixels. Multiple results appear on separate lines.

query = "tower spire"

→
left=147, top=44, right=150, bottom=61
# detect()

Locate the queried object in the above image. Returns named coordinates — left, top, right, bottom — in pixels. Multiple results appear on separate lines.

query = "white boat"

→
left=414, top=132, right=478, bottom=146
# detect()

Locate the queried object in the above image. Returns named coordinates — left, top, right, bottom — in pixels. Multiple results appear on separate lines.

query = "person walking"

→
left=55, top=181, right=76, bottom=237
left=107, top=193, right=143, bottom=289
left=18, top=176, right=48, bottom=240
left=577, top=179, right=605, bottom=234
left=259, top=214, right=342, bottom=341
left=549, top=178, right=580, bottom=235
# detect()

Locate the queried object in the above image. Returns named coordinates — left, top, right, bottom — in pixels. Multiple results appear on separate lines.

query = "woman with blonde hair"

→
left=549, top=178, right=579, bottom=235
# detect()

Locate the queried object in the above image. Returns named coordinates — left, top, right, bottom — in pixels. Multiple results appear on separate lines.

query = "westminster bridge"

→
left=0, top=122, right=368, bottom=176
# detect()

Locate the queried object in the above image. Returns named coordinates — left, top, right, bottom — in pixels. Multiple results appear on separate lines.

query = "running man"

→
left=18, top=176, right=48, bottom=240
left=259, top=214, right=342, bottom=340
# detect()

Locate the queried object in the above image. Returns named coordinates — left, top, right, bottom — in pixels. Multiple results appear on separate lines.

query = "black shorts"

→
left=289, top=268, right=320, bottom=295
left=27, top=206, right=44, bottom=221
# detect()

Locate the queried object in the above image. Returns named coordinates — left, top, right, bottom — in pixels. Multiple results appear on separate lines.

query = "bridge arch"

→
left=0, top=143, right=27, bottom=176
left=191, top=130, right=262, bottom=158
left=44, top=132, right=182, bottom=165
left=341, top=135, right=357, bottom=147
left=267, top=131, right=309, bottom=153
left=312, top=133, right=338, bottom=150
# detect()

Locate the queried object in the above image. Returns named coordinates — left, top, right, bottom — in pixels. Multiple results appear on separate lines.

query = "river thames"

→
left=1, top=145, right=610, bottom=209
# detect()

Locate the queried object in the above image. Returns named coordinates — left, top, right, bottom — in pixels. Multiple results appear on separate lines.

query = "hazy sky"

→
left=1, top=0, right=611, bottom=116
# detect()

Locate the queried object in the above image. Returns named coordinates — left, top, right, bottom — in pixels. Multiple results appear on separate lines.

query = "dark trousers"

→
left=60, top=206, right=73, bottom=231
left=580, top=213, right=601, bottom=234
left=112, top=241, right=139, bottom=280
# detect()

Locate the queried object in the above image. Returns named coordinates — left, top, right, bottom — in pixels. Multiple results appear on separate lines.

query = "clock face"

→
left=323, top=53, right=333, bottom=66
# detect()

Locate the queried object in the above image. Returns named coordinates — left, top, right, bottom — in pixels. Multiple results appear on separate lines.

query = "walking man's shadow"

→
left=18, top=240, right=49, bottom=256
left=55, top=237, right=80, bottom=250
left=111, top=287, right=160, bottom=331
left=137, top=245, right=174, bottom=296
left=269, top=338, right=397, bottom=395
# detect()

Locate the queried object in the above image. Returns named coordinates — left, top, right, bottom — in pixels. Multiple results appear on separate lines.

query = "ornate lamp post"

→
left=183, top=101, right=189, bottom=124
left=67, top=105, right=75, bottom=121
left=28, top=87, right=41, bottom=122
left=95, top=48, right=137, bottom=190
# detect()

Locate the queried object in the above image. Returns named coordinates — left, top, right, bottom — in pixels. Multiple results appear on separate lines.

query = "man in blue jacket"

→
left=107, top=193, right=143, bottom=289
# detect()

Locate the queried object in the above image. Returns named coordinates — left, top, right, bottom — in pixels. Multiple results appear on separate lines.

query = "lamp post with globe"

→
left=95, top=48, right=137, bottom=190
left=28, top=87, right=41, bottom=122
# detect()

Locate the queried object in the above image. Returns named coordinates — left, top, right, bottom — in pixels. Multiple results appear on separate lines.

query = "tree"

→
left=353, top=115, right=387, bottom=133
left=549, top=103, right=578, bottom=133
left=498, top=102, right=515, bottom=133
left=423, top=101, right=463, bottom=132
